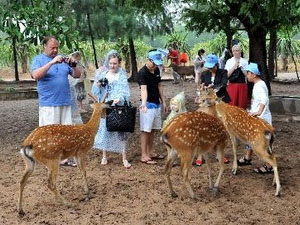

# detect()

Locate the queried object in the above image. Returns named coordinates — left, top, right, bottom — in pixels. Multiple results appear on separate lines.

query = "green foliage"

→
left=164, top=31, right=191, bottom=54
left=191, top=33, right=249, bottom=57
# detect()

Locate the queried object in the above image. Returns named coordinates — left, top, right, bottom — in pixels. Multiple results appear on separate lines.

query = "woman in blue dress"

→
left=92, top=50, right=131, bottom=168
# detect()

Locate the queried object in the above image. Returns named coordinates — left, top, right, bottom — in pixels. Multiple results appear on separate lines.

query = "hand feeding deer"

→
left=198, top=88, right=281, bottom=196
left=18, top=102, right=107, bottom=216
left=161, top=111, right=228, bottom=199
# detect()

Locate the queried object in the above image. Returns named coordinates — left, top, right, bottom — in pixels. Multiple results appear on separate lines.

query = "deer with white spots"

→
left=18, top=102, right=107, bottom=216
left=161, top=111, right=228, bottom=199
left=198, top=89, right=281, bottom=196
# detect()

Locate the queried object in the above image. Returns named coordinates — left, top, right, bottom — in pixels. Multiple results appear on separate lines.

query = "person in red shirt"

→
left=179, top=51, right=188, bottom=66
left=168, top=46, right=180, bottom=84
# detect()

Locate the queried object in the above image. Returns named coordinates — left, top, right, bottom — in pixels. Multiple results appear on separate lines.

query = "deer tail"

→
left=20, top=145, right=35, bottom=165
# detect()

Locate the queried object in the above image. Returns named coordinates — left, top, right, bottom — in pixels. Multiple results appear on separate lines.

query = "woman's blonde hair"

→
left=232, top=44, right=242, bottom=52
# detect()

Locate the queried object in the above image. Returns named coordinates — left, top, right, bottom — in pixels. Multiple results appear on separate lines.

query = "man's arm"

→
left=140, top=85, right=148, bottom=112
left=68, top=56, right=81, bottom=78
left=31, top=55, right=64, bottom=80
left=249, top=103, right=265, bottom=116
left=158, top=83, right=167, bottom=113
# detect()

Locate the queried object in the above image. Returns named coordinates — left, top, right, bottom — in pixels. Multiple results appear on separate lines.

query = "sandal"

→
left=224, top=157, right=229, bottom=164
left=151, top=154, right=165, bottom=160
left=237, top=156, right=252, bottom=166
left=123, top=160, right=132, bottom=169
left=60, top=160, right=77, bottom=167
left=253, top=165, right=274, bottom=174
left=101, top=158, right=108, bottom=165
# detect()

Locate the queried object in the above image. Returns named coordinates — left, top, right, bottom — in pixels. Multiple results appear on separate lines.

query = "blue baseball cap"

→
left=246, top=63, right=261, bottom=76
left=204, top=54, right=219, bottom=68
left=148, top=50, right=163, bottom=66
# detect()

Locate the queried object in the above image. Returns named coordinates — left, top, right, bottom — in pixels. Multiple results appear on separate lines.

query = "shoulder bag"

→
left=106, top=101, right=137, bottom=133
left=228, top=67, right=245, bottom=83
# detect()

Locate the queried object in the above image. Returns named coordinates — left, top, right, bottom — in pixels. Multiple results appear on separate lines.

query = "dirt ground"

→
left=0, top=75, right=300, bottom=225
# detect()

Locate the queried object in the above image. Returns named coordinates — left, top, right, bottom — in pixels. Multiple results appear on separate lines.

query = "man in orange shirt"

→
left=168, top=46, right=180, bottom=84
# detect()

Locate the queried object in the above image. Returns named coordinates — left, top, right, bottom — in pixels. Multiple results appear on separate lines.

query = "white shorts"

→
left=139, top=107, right=162, bottom=132
left=39, top=106, right=72, bottom=126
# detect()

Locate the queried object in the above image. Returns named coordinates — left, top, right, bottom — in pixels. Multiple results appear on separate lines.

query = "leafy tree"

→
left=183, top=0, right=300, bottom=93
left=0, top=0, right=78, bottom=80
left=183, top=0, right=241, bottom=50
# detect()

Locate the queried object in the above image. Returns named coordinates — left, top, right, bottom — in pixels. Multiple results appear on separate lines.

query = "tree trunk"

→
left=225, top=32, right=233, bottom=50
left=128, top=37, right=138, bottom=82
left=20, top=44, right=29, bottom=73
left=268, top=30, right=276, bottom=79
left=248, top=29, right=271, bottom=95
left=12, top=36, right=19, bottom=81
left=87, top=12, right=98, bottom=69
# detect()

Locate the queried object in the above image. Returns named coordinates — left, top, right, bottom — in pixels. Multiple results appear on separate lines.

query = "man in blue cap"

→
left=138, top=50, right=168, bottom=164
left=238, top=62, right=274, bottom=174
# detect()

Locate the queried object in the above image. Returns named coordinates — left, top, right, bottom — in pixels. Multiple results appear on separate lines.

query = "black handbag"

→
left=106, top=101, right=137, bottom=133
left=228, top=67, right=245, bottom=83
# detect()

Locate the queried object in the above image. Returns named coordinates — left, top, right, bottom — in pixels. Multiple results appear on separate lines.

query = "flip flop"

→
left=140, top=159, right=157, bottom=165
left=151, top=154, right=165, bottom=160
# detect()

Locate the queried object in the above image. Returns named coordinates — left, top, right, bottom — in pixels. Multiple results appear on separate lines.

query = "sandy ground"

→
left=0, top=75, right=300, bottom=224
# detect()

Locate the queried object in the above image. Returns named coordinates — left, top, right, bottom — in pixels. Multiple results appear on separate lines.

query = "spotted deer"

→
left=18, top=103, right=107, bottom=216
left=161, top=111, right=228, bottom=199
left=198, top=89, right=281, bottom=196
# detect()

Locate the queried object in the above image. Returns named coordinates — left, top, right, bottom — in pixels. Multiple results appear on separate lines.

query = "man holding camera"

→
left=31, top=36, right=81, bottom=127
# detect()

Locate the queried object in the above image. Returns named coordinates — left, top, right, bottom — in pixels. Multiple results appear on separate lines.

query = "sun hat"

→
left=204, top=54, right=219, bottom=68
left=245, top=62, right=261, bottom=76
left=148, top=50, right=163, bottom=66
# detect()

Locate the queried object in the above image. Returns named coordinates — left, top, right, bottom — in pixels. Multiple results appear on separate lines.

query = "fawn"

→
left=18, top=102, right=107, bottom=216
left=161, top=111, right=228, bottom=199
left=198, top=89, right=281, bottom=196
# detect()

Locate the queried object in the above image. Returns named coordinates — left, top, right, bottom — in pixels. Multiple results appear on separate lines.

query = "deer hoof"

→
left=171, top=192, right=178, bottom=198
left=232, top=169, right=238, bottom=175
left=211, top=187, right=219, bottom=197
left=18, top=209, right=25, bottom=217
left=275, top=187, right=281, bottom=197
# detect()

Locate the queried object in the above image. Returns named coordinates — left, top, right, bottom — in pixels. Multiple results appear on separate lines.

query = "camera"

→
left=62, top=57, right=77, bottom=67
left=98, top=78, right=108, bottom=87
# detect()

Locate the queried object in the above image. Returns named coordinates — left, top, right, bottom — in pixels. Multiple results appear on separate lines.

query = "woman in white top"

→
left=225, top=45, right=248, bottom=109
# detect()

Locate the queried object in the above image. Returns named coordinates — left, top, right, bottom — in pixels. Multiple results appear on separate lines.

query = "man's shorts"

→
left=140, top=107, right=162, bottom=132
left=39, top=106, right=72, bottom=126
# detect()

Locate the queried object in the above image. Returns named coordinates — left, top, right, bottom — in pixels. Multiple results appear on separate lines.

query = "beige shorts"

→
left=39, top=106, right=72, bottom=126
left=139, top=107, right=162, bottom=132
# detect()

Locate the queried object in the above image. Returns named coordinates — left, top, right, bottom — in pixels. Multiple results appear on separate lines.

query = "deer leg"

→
left=165, top=147, right=178, bottom=198
left=254, top=146, right=281, bottom=196
left=75, top=155, right=90, bottom=201
left=229, top=134, right=239, bottom=175
left=202, top=153, right=213, bottom=189
left=181, top=152, right=195, bottom=199
left=213, top=145, right=225, bottom=195
left=47, top=161, right=72, bottom=207
left=18, top=158, right=36, bottom=216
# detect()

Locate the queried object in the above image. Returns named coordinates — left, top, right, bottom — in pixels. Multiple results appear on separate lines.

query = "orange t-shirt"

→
left=180, top=52, right=188, bottom=63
